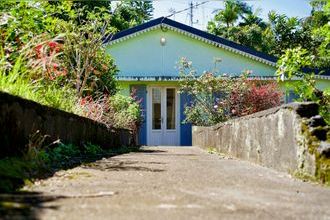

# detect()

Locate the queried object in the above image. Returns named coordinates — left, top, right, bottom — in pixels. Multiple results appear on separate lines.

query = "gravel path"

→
left=14, top=147, right=330, bottom=219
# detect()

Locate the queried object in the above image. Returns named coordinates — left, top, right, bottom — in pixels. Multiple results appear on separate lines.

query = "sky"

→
left=152, top=0, right=313, bottom=30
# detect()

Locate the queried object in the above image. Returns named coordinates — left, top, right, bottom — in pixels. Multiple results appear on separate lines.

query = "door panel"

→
left=148, top=87, right=180, bottom=146
left=152, top=88, right=162, bottom=130
left=166, top=88, right=176, bottom=130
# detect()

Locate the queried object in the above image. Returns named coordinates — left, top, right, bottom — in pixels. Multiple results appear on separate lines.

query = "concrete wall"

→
left=193, top=103, right=330, bottom=181
left=0, top=92, right=133, bottom=158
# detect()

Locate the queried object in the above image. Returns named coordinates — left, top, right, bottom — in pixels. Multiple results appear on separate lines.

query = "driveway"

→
left=9, top=147, right=330, bottom=220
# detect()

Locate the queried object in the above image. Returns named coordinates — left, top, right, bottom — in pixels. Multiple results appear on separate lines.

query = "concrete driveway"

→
left=13, top=147, right=330, bottom=220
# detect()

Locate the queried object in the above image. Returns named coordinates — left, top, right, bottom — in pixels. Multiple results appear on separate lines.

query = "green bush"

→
left=50, top=143, right=80, bottom=161
left=83, top=143, right=104, bottom=156
left=79, top=93, right=143, bottom=131
left=109, top=94, right=143, bottom=130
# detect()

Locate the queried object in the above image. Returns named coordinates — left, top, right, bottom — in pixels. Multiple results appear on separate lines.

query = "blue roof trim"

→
left=302, top=67, right=330, bottom=76
left=104, top=17, right=278, bottom=64
left=116, top=76, right=181, bottom=81
left=116, top=75, right=330, bottom=81
left=105, top=17, right=165, bottom=42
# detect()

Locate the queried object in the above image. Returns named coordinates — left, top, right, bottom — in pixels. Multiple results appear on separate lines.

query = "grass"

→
left=207, top=146, right=218, bottom=154
left=0, top=56, right=79, bottom=114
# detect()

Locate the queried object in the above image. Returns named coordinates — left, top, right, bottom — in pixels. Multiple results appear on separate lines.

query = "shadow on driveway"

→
left=0, top=147, right=168, bottom=219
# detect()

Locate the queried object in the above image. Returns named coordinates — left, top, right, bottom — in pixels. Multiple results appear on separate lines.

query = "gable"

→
left=106, top=27, right=277, bottom=80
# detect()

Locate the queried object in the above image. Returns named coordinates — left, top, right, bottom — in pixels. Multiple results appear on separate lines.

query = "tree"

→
left=214, top=1, right=240, bottom=28
left=275, top=2, right=330, bottom=124
left=207, top=0, right=270, bottom=53
left=73, top=0, right=111, bottom=10
left=239, top=8, right=266, bottom=28
left=207, top=0, right=329, bottom=61
left=109, top=1, right=153, bottom=32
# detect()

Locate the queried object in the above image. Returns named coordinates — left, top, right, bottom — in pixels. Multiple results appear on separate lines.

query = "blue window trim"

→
left=180, top=92, right=192, bottom=146
left=130, top=85, right=147, bottom=145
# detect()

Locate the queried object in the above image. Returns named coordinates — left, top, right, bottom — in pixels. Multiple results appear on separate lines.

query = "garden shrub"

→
left=79, top=92, right=143, bottom=133
left=0, top=3, right=122, bottom=125
left=229, top=81, right=283, bottom=117
left=50, top=144, right=81, bottom=162
left=109, top=93, right=143, bottom=131
left=60, top=20, right=117, bottom=97
left=179, top=58, right=283, bottom=126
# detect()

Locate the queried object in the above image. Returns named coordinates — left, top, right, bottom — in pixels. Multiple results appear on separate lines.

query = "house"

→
left=105, top=17, right=330, bottom=146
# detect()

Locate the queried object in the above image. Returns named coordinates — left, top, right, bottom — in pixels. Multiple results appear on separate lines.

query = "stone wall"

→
left=0, top=91, right=133, bottom=158
left=193, top=103, right=330, bottom=183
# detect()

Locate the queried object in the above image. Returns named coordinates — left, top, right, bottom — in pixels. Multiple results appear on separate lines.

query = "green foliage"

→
left=37, top=84, right=79, bottom=113
left=78, top=93, right=143, bottom=132
left=83, top=143, right=104, bottom=156
left=0, top=1, right=65, bottom=63
left=0, top=1, right=147, bottom=193
left=276, top=48, right=312, bottom=79
left=311, top=2, right=330, bottom=68
left=0, top=1, right=130, bottom=120
left=60, top=19, right=118, bottom=97
left=213, top=0, right=241, bottom=28
left=0, top=0, right=153, bottom=99
left=109, top=94, right=143, bottom=130
left=50, top=144, right=81, bottom=162
left=110, top=1, right=154, bottom=32
left=0, top=157, right=29, bottom=192
left=276, top=2, right=330, bottom=124
left=0, top=55, right=34, bottom=98
left=277, top=48, right=330, bottom=124
left=208, top=1, right=329, bottom=124
left=0, top=55, right=79, bottom=113
left=207, top=0, right=330, bottom=66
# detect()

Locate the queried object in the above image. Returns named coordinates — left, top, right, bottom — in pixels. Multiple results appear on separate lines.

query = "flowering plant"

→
left=179, top=58, right=283, bottom=126
left=22, top=35, right=67, bottom=81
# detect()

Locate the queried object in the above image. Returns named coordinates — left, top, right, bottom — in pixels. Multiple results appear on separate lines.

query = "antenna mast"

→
left=189, top=1, right=193, bottom=26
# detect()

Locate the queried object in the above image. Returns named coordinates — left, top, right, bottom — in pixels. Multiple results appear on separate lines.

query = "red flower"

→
left=48, top=41, right=58, bottom=48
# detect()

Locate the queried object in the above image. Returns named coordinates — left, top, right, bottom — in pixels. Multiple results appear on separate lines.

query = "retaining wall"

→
left=193, top=103, right=330, bottom=183
left=0, top=91, right=133, bottom=158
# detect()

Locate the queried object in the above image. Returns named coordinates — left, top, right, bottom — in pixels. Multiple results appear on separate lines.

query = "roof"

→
left=104, top=17, right=277, bottom=67
left=105, top=17, right=330, bottom=79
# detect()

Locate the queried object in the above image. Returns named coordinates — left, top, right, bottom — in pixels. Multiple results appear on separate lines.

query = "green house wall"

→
left=106, top=28, right=276, bottom=78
